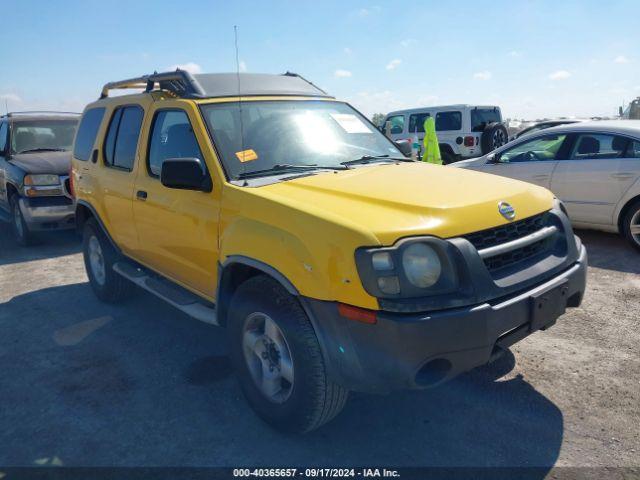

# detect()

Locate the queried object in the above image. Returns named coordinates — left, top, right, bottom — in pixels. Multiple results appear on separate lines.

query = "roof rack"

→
left=100, top=70, right=332, bottom=100
left=100, top=69, right=206, bottom=99
left=2, top=111, right=80, bottom=118
left=282, top=71, right=329, bottom=95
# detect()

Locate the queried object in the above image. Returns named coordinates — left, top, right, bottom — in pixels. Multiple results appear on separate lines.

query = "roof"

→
left=542, top=120, right=640, bottom=137
left=100, top=70, right=332, bottom=100
left=386, top=105, right=500, bottom=116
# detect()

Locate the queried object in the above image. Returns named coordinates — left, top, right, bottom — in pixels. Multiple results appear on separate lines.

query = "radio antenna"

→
left=234, top=25, right=246, bottom=172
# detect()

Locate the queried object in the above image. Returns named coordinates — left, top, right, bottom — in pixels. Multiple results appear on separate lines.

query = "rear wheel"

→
left=441, top=150, right=456, bottom=165
left=622, top=200, right=640, bottom=251
left=82, top=218, right=133, bottom=302
left=10, top=195, right=34, bottom=246
left=228, top=275, right=348, bottom=433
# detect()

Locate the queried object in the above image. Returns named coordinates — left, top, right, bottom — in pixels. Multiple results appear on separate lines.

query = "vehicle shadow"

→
left=575, top=229, right=640, bottom=274
left=0, top=229, right=81, bottom=266
left=0, top=281, right=562, bottom=476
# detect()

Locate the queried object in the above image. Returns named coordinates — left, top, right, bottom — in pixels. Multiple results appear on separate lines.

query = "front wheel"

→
left=228, top=275, right=348, bottom=433
left=10, top=195, right=34, bottom=246
left=622, top=200, right=640, bottom=252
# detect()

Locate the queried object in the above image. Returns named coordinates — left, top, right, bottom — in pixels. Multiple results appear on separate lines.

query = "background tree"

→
left=371, top=113, right=386, bottom=127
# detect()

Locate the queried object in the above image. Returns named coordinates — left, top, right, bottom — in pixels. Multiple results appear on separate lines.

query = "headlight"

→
left=24, top=174, right=60, bottom=186
left=355, top=237, right=460, bottom=299
left=402, top=243, right=442, bottom=288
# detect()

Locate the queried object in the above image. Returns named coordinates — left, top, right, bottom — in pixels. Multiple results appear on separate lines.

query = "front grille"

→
left=464, top=212, right=549, bottom=250
left=483, top=239, right=549, bottom=271
left=464, top=212, right=555, bottom=273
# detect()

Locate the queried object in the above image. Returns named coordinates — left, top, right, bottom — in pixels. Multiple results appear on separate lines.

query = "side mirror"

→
left=161, top=157, right=212, bottom=192
left=394, top=139, right=413, bottom=157
left=486, top=153, right=498, bottom=163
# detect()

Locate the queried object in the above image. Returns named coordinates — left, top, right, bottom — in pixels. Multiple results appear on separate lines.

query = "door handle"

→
left=532, top=174, right=549, bottom=180
left=610, top=172, right=635, bottom=180
left=136, top=190, right=147, bottom=201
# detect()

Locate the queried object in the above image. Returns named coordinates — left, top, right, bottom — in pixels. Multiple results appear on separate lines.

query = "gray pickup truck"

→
left=0, top=112, right=79, bottom=245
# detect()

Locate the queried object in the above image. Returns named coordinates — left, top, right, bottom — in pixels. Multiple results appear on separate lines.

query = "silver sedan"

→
left=453, top=121, right=640, bottom=251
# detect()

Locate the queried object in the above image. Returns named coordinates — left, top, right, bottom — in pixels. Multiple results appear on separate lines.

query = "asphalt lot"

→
left=0, top=227, right=638, bottom=474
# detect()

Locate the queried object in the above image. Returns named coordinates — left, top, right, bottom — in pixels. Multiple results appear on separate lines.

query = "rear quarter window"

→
left=435, top=111, right=462, bottom=131
left=74, top=107, right=106, bottom=161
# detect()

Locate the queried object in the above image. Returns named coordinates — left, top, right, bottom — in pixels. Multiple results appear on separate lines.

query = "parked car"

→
left=0, top=112, right=79, bottom=245
left=512, top=119, right=584, bottom=140
left=382, top=105, right=509, bottom=164
left=453, top=121, right=640, bottom=250
left=73, top=70, right=586, bottom=432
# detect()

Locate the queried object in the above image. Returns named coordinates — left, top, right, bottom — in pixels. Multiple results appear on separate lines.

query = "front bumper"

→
left=302, top=244, right=587, bottom=394
left=18, top=196, right=75, bottom=231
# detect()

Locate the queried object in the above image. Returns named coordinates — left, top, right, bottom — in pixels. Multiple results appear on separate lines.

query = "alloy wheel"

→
left=242, top=312, right=294, bottom=403
left=630, top=209, right=640, bottom=247
left=88, top=235, right=106, bottom=286
left=492, top=129, right=507, bottom=149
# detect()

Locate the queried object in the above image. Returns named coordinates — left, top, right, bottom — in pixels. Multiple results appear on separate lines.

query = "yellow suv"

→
left=72, top=70, right=587, bottom=432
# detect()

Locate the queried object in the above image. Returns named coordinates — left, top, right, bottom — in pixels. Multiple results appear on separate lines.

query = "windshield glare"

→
left=11, top=120, right=79, bottom=154
left=201, top=101, right=402, bottom=180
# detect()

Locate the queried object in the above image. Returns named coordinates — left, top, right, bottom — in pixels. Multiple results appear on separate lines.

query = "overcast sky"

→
left=1, top=0, right=638, bottom=120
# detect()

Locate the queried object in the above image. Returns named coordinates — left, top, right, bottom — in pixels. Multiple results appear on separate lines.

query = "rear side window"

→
left=148, top=110, right=203, bottom=177
left=74, top=108, right=105, bottom=161
left=408, top=113, right=430, bottom=133
left=435, top=111, right=462, bottom=131
left=385, top=115, right=405, bottom=134
left=569, top=134, right=629, bottom=160
left=103, top=106, right=144, bottom=170
left=627, top=140, right=640, bottom=158
left=471, top=108, right=501, bottom=132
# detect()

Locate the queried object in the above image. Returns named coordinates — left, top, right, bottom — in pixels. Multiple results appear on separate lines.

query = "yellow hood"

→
left=258, top=162, right=554, bottom=245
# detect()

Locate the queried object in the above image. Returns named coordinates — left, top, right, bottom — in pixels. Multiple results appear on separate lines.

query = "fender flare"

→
left=219, top=255, right=299, bottom=296
left=75, top=199, right=121, bottom=253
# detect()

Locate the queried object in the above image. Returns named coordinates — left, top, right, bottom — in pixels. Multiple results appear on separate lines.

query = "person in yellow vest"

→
left=422, top=117, right=442, bottom=164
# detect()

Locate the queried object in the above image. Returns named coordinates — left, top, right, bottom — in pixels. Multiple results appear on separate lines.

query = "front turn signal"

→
left=337, top=303, right=377, bottom=324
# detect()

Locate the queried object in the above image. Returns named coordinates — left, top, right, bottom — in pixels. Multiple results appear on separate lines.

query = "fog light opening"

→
left=415, top=358, right=452, bottom=387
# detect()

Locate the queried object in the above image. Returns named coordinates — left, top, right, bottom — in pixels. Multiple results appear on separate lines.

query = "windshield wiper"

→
left=236, top=163, right=348, bottom=180
left=18, top=148, right=67, bottom=154
left=340, top=155, right=414, bottom=167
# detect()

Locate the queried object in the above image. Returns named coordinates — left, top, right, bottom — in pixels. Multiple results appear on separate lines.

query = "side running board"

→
left=113, top=260, right=218, bottom=325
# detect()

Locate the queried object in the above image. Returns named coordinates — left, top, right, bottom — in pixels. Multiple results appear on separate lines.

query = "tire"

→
left=481, top=122, right=509, bottom=154
left=228, top=275, right=348, bottom=433
left=10, top=195, right=35, bottom=246
left=441, top=150, right=456, bottom=165
left=622, top=199, right=640, bottom=252
left=82, top=218, right=133, bottom=303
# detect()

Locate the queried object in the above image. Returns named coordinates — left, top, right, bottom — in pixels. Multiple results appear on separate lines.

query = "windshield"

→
left=470, top=108, right=501, bottom=132
left=200, top=101, right=402, bottom=180
left=11, top=119, right=79, bottom=154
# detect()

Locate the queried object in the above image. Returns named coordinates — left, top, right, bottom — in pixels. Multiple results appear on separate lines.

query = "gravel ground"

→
left=0, top=227, right=638, bottom=474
